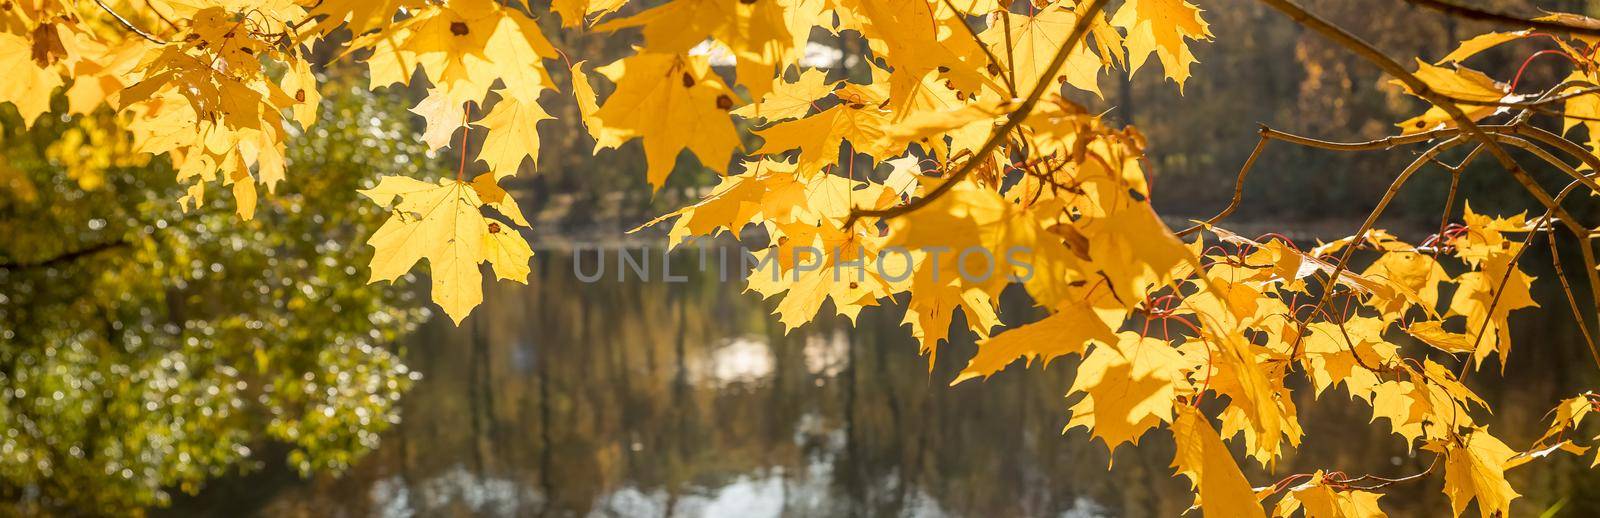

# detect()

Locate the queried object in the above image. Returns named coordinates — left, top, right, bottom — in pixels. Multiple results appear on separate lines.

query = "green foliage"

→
left=0, top=86, right=428, bottom=514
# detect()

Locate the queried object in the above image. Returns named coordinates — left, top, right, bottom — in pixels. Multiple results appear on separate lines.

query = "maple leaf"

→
left=1066, top=332, right=1187, bottom=457
left=1111, top=0, right=1213, bottom=88
left=1509, top=393, right=1596, bottom=469
left=1393, top=60, right=1512, bottom=135
left=1170, top=405, right=1268, bottom=518
left=552, top=0, right=629, bottom=27
left=281, top=58, right=322, bottom=129
left=569, top=60, right=607, bottom=143
left=734, top=68, right=835, bottom=122
left=0, top=32, right=65, bottom=126
left=745, top=218, right=898, bottom=329
left=596, top=0, right=796, bottom=99
left=886, top=91, right=1014, bottom=159
left=954, top=302, right=1117, bottom=383
left=1447, top=204, right=1539, bottom=368
left=831, top=0, right=992, bottom=104
left=882, top=180, right=1091, bottom=358
left=1404, top=320, right=1475, bottom=354
left=754, top=102, right=893, bottom=175
left=1425, top=427, right=1521, bottom=518
left=411, top=88, right=469, bottom=151
left=361, top=174, right=533, bottom=324
left=1362, top=249, right=1450, bottom=323
left=1086, top=201, right=1196, bottom=307
left=1437, top=31, right=1530, bottom=65
left=592, top=52, right=741, bottom=189
left=307, top=0, right=420, bottom=37
left=1299, top=319, right=1394, bottom=397
left=980, top=3, right=1115, bottom=97
left=356, top=0, right=557, bottom=123
left=1185, top=289, right=1302, bottom=466
left=473, top=95, right=552, bottom=180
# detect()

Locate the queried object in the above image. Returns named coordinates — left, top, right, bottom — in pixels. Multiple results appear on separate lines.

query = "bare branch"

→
left=1548, top=233, right=1600, bottom=369
left=1404, top=0, right=1600, bottom=38
left=1259, top=125, right=1461, bottom=151
left=0, top=240, right=130, bottom=271
left=1177, top=131, right=1269, bottom=237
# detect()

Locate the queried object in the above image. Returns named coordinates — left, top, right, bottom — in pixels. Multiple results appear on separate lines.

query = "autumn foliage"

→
left=5, top=0, right=1600, bottom=516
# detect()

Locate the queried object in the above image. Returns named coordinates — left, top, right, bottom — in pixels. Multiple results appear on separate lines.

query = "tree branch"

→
left=844, top=0, right=1112, bottom=227
left=1177, top=131, right=1269, bottom=237
left=1258, top=0, right=1598, bottom=357
left=0, top=240, right=130, bottom=271
left=94, top=0, right=168, bottom=44
left=1404, top=0, right=1600, bottom=38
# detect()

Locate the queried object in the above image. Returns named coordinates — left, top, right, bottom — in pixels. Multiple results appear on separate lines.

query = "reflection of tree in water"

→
left=0, top=85, right=431, bottom=515
left=209, top=248, right=1600, bottom=517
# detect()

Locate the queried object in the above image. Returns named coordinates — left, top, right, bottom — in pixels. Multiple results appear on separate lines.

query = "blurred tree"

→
left=0, top=83, right=429, bottom=515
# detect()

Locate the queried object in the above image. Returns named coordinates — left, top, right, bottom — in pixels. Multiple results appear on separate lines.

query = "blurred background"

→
left=2, top=0, right=1600, bottom=516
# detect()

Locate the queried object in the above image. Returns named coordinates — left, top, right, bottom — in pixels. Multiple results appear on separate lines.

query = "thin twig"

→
left=1548, top=232, right=1600, bottom=369
left=1260, top=125, right=1463, bottom=151
left=1177, top=131, right=1269, bottom=237
left=1435, top=161, right=1463, bottom=248
left=1504, top=124, right=1600, bottom=189
left=94, top=0, right=168, bottom=44
left=1340, top=457, right=1440, bottom=491
left=140, top=0, right=181, bottom=31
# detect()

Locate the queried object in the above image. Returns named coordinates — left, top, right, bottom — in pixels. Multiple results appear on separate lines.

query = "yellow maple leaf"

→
left=1448, top=204, right=1539, bottom=368
left=832, top=0, right=994, bottom=103
left=595, top=0, right=796, bottom=98
left=955, top=303, right=1117, bottom=382
left=1111, top=0, right=1213, bottom=89
left=733, top=68, right=835, bottom=122
left=1066, top=332, right=1188, bottom=457
left=1393, top=60, right=1509, bottom=135
left=361, top=174, right=533, bottom=324
left=1426, top=427, right=1521, bottom=518
left=1438, top=31, right=1530, bottom=65
left=1299, top=319, right=1394, bottom=397
left=473, top=95, right=552, bottom=180
left=1405, top=320, right=1475, bottom=354
left=754, top=102, right=894, bottom=175
left=307, top=0, right=420, bottom=37
left=980, top=3, right=1114, bottom=97
left=1170, top=405, right=1268, bottom=518
left=592, top=52, right=741, bottom=189
left=552, top=0, right=630, bottom=28
left=356, top=0, right=557, bottom=111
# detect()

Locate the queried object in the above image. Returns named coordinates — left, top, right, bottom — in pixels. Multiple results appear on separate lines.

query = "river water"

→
left=166, top=245, right=1600, bottom=517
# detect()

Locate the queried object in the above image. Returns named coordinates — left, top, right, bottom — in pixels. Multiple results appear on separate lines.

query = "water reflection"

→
left=169, top=245, right=1600, bottom=517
